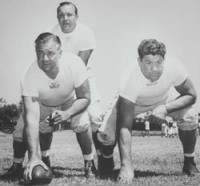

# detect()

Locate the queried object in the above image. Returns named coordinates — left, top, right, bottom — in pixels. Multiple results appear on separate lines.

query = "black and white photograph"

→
left=0, top=0, right=200, bottom=185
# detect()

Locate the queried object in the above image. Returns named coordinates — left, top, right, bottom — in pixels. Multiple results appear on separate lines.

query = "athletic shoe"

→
left=98, top=155, right=114, bottom=178
left=183, top=157, right=199, bottom=176
left=84, top=160, right=96, bottom=178
left=1, top=163, right=23, bottom=179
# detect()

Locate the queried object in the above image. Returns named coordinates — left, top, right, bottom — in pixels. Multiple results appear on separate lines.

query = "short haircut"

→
left=138, top=39, right=166, bottom=59
left=57, top=1, right=78, bottom=16
left=35, top=32, right=61, bottom=48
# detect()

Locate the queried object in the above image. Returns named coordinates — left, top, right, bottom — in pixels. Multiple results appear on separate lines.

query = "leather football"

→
left=30, top=165, right=53, bottom=185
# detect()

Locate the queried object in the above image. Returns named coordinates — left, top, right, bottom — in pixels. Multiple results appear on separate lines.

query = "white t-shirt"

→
left=50, top=22, right=96, bottom=67
left=120, top=57, right=188, bottom=115
left=21, top=53, right=88, bottom=107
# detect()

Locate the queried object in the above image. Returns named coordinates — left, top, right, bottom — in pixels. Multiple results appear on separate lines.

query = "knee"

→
left=71, top=112, right=90, bottom=133
left=177, top=108, right=198, bottom=131
left=88, top=102, right=102, bottom=123
left=97, top=132, right=116, bottom=146
left=89, top=112, right=102, bottom=133
left=72, top=122, right=90, bottom=133
left=183, top=108, right=198, bottom=123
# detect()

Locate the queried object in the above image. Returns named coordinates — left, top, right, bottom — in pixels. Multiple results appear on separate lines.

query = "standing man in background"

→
left=51, top=1, right=102, bottom=123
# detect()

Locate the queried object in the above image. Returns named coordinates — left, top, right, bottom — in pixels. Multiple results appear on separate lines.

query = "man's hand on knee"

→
left=152, top=104, right=168, bottom=120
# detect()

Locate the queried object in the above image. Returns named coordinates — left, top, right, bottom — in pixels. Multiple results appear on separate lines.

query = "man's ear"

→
left=137, top=57, right=141, bottom=64
left=57, top=49, right=62, bottom=60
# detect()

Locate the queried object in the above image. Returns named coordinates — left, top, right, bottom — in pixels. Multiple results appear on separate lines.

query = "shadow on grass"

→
left=111, top=168, right=182, bottom=180
left=134, top=170, right=182, bottom=177
left=51, top=166, right=84, bottom=178
left=0, top=167, right=183, bottom=184
left=0, top=166, right=84, bottom=184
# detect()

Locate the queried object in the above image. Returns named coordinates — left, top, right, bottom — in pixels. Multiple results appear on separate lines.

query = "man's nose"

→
left=152, top=65, right=158, bottom=71
left=63, top=15, right=69, bottom=20
left=44, top=54, right=48, bottom=60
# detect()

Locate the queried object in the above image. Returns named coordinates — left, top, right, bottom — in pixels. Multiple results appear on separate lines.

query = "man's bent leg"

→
left=76, top=129, right=93, bottom=157
left=39, top=132, right=53, bottom=167
left=179, top=129, right=198, bottom=176
left=71, top=111, right=96, bottom=178
left=2, top=139, right=26, bottom=179
left=87, top=81, right=104, bottom=170
left=2, top=114, right=26, bottom=178
left=93, top=99, right=118, bottom=178
left=13, top=114, right=26, bottom=164
left=38, top=103, right=57, bottom=168
left=172, top=107, right=199, bottom=176
left=13, top=139, right=27, bottom=165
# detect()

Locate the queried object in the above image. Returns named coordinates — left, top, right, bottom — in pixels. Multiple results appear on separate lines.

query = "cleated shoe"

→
left=1, top=163, right=23, bottom=179
left=183, top=157, right=199, bottom=176
left=84, top=160, right=96, bottom=178
left=98, top=156, right=114, bottom=178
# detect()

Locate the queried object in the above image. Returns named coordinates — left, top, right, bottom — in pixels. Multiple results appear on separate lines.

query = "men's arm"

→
left=166, top=78, right=197, bottom=113
left=23, top=96, right=40, bottom=159
left=117, top=96, right=135, bottom=167
left=23, top=96, right=48, bottom=180
left=78, top=49, right=93, bottom=66
left=64, top=79, right=91, bottom=119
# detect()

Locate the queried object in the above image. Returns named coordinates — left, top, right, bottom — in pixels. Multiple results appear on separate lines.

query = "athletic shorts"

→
left=13, top=99, right=90, bottom=142
left=97, top=97, right=198, bottom=146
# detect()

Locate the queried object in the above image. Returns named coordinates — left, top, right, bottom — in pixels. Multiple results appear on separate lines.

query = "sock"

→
left=39, top=132, right=53, bottom=151
left=42, top=156, right=51, bottom=167
left=13, top=140, right=27, bottom=164
left=179, top=129, right=197, bottom=154
left=76, top=129, right=93, bottom=155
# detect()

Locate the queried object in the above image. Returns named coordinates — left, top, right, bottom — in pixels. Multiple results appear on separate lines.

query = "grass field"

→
left=0, top=131, right=200, bottom=186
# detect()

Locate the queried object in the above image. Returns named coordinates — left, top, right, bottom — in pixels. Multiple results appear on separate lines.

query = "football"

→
left=30, top=165, right=53, bottom=185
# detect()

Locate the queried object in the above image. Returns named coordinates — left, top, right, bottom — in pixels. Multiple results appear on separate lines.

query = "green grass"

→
left=0, top=131, right=200, bottom=186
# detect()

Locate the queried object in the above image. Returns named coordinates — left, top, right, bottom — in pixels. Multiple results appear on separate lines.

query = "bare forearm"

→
left=117, top=96, right=135, bottom=165
left=118, top=128, right=132, bottom=166
left=167, top=78, right=198, bottom=113
left=166, top=95, right=196, bottom=113
left=25, top=115, right=40, bottom=159
left=65, top=98, right=90, bottom=118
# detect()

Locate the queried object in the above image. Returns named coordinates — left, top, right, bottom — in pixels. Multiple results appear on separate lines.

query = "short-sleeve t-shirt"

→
left=120, top=57, right=188, bottom=115
left=21, top=53, right=88, bottom=107
left=50, top=23, right=96, bottom=67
